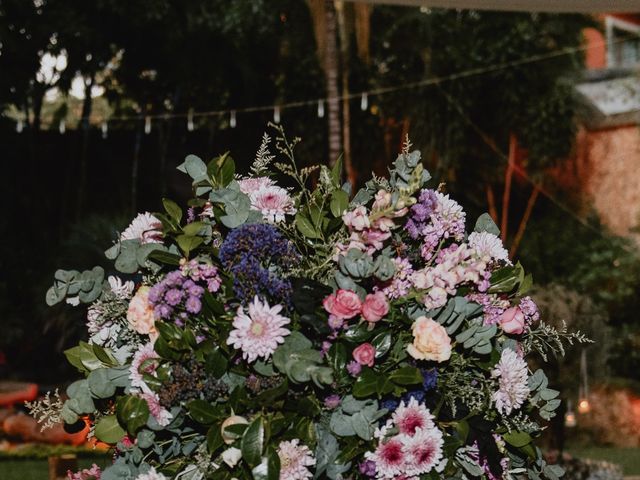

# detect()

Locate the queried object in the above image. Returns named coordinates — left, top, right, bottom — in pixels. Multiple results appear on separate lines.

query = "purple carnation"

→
left=358, top=460, right=377, bottom=477
left=347, top=361, right=362, bottom=377
left=164, top=288, right=183, bottom=306
left=185, top=296, right=202, bottom=314
left=324, top=394, right=341, bottom=409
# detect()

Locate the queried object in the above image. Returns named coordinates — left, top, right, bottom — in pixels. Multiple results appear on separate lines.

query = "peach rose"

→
left=407, top=317, right=452, bottom=362
left=323, top=289, right=362, bottom=320
left=352, top=343, right=376, bottom=367
left=499, top=307, right=525, bottom=335
left=127, top=286, right=158, bottom=340
left=362, top=292, right=389, bottom=323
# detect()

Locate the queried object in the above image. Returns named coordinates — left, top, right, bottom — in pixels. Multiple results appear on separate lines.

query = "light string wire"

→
left=12, top=31, right=639, bottom=129
left=434, top=82, right=639, bottom=254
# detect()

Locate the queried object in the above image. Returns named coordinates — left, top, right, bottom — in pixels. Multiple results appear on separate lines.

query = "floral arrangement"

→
left=39, top=128, right=589, bottom=480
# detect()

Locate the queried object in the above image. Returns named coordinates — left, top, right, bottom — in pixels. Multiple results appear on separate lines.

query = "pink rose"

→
left=499, top=307, right=525, bottom=335
left=362, top=292, right=389, bottom=323
left=352, top=343, right=376, bottom=367
left=342, top=206, right=370, bottom=231
left=407, top=316, right=452, bottom=362
left=323, top=289, right=362, bottom=320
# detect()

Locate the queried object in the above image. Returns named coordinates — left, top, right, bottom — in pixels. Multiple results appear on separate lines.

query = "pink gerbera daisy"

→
left=141, top=392, right=172, bottom=427
left=227, top=297, right=291, bottom=363
left=129, top=342, right=159, bottom=394
left=403, top=427, right=444, bottom=477
left=366, top=437, right=406, bottom=479
left=249, top=185, right=296, bottom=223
left=121, top=212, right=163, bottom=244
left=277, top=439, right=315, bottom=480
left=391, top=398, right=435, bottom=436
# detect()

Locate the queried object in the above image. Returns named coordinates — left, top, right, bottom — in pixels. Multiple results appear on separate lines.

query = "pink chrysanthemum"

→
left=391, top=398, right=435, bottom=436
left=366, top=437, right=406, bottom=479
left=402, top=428, right=444, bottom=477
left=227, top=297, right=291, bottom=363
left=141, top=392, right=172, bottom=427
left=121, top=212, right=163, bottom=244
left=468, top=231, right=511, bottom=264
left=237, top=177, right=276, bottom=195
left=492, top=348, right=529, bottom=415
left=129, top=342, right=159, bottom=394
left=249, top=185, right=296, bottom=223
left=277, top=439, right=316, bottom=480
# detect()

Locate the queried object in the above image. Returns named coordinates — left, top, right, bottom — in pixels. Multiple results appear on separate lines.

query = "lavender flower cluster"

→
left=148, top=260, right=221, bottom=325
left=219, top=223, right=299, bottom=305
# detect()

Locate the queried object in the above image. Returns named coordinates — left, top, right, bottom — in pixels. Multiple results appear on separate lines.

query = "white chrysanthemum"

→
left=468, top=231, right=511, bottom=264
left=135, top=467, right=167, bottom=480
left=237, top=177, right=275, bottom=195
left=121, top=212, right=163, bottom=244
left=434, top=192, right=466, bottom=237
left=89, top=322, right=121, bottom=348
left=403, top=427, right=444, bottom=477
left=492, top=348, right=529, bottom=415
left=277, top=439, right=316, bottom=480
left=227, top=297, right=291, bottom=363
left=129, top=342, right=159, bottom=394
left=248, top=185, right=297, bottom=223
left=391, top=398, right=435, bottom=436
left=108, top=275, right=135, bottom=298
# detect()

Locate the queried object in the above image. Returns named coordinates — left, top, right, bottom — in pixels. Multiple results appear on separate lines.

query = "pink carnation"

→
left=248, top=185, right=296, bottom=223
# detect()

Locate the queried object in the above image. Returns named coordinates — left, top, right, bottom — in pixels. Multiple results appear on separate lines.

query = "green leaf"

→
left=147, top=249, right=182, bottom=266
left=87, top=368, right=116, bottom=399
left=176, top=234, right=204, bottom=256
left=330, top=190, right=349, bottom=218
left=504, top=431, right=532, bottom=448
left=187, top=400, right=223, bottom=424
left=207, top=424, right=224, bottom=454
left=371, top=332, right=392, bottom=358
left=241, top=416, right=265, bottom=468
left=95, top=415, right=126, bottom=444
left=64, top=346, right=89, bottom=374
left=181, top=154, right=207, bottom=179
left=205, top=348, right=229, bottom=378
left=182, top=221, right=206, bottom=236
left=389, top=366, right=423, bottom=385
left=295, top=212, right=321, bottom=239
left=162, top=198, right=182, bottom=223
left=116, top=396, right=150, bottom=435
left=352, top=368, right=377, bottom=398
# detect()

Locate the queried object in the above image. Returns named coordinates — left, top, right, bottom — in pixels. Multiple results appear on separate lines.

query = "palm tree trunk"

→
left=324, top=1, right=342, bottom=167
left=335, top=1, right=355, bottom=186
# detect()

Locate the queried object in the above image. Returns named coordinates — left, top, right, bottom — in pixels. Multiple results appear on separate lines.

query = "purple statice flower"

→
left=320, top=341, right=332, bottom=357
left=186, top=207, right=196, bottom=223
left=164, top=288, right=183, bottom=306
left=519, top=296, right=540, bottom=324
left=405, top=189, right=439, bottom=239
left=181, top=259, right=222, bottom=293
left=185, top=296, right=202, bottom=314
left=358, top=459, right=377, bottom=477
left=467, top=293, right=510, bottom=326
left=347, top=361, right=362, bottom=377
left=324, top=394, right=341, bottom=409
left=381, top=399, right=399, bottom=411
left=219, top=224, right=299, bottom=305
left=328, top=315, right=344, bottom=330
left=421, top=368, right=438, bottom=391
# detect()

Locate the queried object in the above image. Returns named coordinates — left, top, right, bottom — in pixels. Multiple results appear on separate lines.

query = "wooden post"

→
left=48, top=454, right=78, bottom=480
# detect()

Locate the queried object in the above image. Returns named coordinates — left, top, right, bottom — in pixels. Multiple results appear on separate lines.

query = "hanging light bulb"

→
left=360, top=92, right=369, bottom=111
left=578, top=349, right=590, bottom=414
left=59, top=119, right=66, bottom=134
left=144, top=116, right=151, bottom=134
left=230, top=110, right=237, bottom=128
left=273, top=106, right=281, bottom=124
left=564, top=400, right=577, bottom=428
left=16, top=119, right=24, bottom=133
left=317, top=100, right=325, bottom=118
left=101, top=121, right=108, bottom=139
left=187, top=108, right=194, bottom=132
left=578, top=398, right=591, bottom=414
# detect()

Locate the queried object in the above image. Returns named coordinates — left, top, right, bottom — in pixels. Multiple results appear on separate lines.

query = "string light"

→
left=317, top=99, right=325, bottom=118
left=360, top=92, right=368, bottom=111
left=101, top=121, right=108, bottom=139
left=59, top=119, right=66, bottom=134
left=187, top=108, right=194, bottom=131
left=230, top=110, right=237, bottom=128
left=273, top=105, right=281, bottom=124
left=578, top=349, right=590, bottom=414
left=144, top=116, right=151, bottom=134
left=16, top=119, right=24, bottom=133
left=564, top=400, right=577, bottom=428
